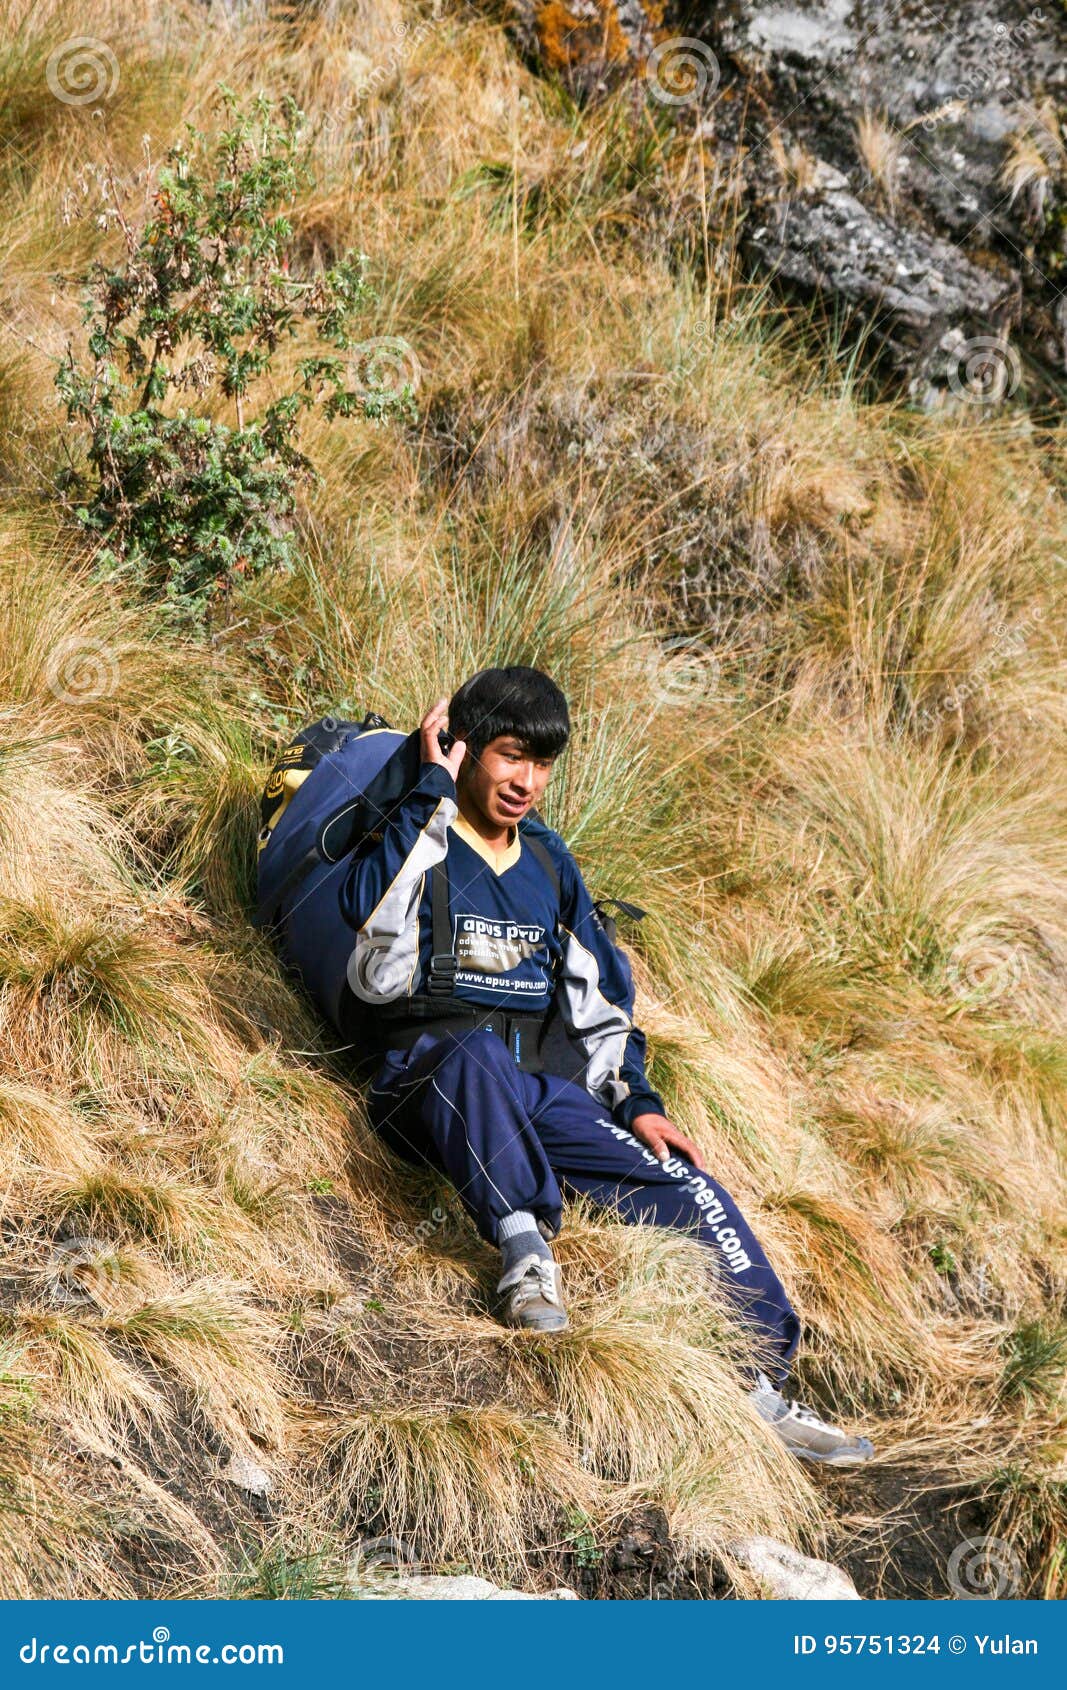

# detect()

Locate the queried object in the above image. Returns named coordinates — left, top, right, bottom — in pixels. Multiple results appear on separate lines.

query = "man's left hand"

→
left=629, top=1112, right=706, bottom=1171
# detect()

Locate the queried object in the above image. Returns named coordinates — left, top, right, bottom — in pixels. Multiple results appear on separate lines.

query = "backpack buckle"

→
left=427, top=953, right=458, bottom=994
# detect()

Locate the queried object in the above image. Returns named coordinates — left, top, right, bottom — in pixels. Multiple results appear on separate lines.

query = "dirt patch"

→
left=822, top=1460, right=992, bottom=1600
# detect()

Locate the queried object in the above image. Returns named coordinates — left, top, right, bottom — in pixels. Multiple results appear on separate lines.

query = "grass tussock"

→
left=0, top=0, right=1064, bottom=1599
left=318, top=1403, right=595, bottom=1577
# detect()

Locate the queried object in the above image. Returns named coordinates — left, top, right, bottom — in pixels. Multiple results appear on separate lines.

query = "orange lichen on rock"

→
left=528, top=1, right=669, bottom=78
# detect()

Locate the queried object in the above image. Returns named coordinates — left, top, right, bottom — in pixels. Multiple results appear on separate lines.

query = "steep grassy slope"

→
left=0, top=0, right=1064, bottom=1598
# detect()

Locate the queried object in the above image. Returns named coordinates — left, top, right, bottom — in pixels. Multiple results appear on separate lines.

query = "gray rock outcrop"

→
left=728, top=1535, right=863, bottom=1599
left=507, top=1, right=1067, bottom=401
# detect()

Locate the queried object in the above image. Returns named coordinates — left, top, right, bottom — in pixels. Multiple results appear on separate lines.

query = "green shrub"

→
left=56, top=89, right=415, bottom=624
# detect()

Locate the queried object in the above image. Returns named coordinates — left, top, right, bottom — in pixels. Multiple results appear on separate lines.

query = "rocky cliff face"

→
left=508, top=1, right=1067, bottom=404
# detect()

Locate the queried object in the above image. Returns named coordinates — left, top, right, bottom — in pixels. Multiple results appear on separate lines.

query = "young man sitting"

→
left=340, top=666, right=873, bottom=1466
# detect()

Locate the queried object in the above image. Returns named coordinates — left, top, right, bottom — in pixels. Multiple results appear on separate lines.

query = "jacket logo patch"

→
left=453, top=913, right=549, bottom=994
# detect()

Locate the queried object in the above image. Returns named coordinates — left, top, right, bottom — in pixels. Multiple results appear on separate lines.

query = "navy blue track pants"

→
left=367, top=1026, right=800, bottom=1387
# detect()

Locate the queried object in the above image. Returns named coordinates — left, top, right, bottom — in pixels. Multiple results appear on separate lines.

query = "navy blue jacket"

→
left=339, top=760, right=666, bottom=1131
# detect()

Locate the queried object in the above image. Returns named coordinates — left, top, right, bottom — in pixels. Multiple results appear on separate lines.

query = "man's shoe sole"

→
left=789, top=1437, right=875, bottom=1467
left=501, top=1309, right=570, bottom=1333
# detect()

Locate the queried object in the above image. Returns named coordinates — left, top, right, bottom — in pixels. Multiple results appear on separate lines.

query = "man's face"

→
left=458, top=733, right=555, bottom=829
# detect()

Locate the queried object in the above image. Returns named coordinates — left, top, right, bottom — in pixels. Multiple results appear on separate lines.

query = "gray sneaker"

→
left=496, top=1253, right=569, bottom=1333
left=751, top=1372, right=875, bottom=1466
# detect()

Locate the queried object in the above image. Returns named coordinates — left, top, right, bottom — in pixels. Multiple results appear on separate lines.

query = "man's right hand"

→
left=421, top=698, right=467, bottom=783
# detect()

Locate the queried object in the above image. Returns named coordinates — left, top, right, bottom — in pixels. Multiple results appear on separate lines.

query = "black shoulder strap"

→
left=518, top=809, right=561, bottom=903
left=524, top=834, right=560, bottom=903
left=425, top=819, right=561, bottom=995
left=596, top=896, right=646, bottom=922
left=252, top=843, right=323, bottom=930
left=522, top=823, right=634, bottom=933
left=427, top=858, right=458, bottom=995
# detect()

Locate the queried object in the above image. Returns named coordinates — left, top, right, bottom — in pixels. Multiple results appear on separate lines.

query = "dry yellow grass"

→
left=0, top=0, right=1064, bottom=1599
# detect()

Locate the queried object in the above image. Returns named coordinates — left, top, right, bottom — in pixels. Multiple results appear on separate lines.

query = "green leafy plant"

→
left=56, top=89, right=416, bottom=624
left=999, top=1320, right=1067, bottom=1410
left=0, top=1361, right=36, bottom=1424
left=563, top=1505, right=603, bottom=1569
left=928, top=1241, right=957, bottom=1277
left=226, top=1536, right=349, bottom=1600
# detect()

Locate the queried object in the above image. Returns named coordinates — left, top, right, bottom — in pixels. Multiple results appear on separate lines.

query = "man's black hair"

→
left=448, top=666, right=570, bottom=763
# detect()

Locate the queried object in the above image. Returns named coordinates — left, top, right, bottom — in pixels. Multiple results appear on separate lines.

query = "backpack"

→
left=254, top=712, right=645, bottom=1080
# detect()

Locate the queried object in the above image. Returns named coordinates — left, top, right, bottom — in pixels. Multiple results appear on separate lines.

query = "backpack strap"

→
left=252, top=842, right=323, bottom=932
left=427, top=858, right=459, bottom=996
left=423, top=819, right=560, bottom=996
left=593, top=895, right=646, bottom=944
left=369, top=825, right=637, bottom=1077
left=598, top=896, right=646, bottom=921
left=524, top=833, right=560, bottom=903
